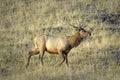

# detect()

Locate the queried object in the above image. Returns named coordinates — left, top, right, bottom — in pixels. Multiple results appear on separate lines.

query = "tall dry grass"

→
left=0, top=0, right=120, bottom=80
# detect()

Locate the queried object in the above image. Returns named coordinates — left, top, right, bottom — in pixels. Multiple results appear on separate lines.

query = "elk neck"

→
left=68, top=31, right=83, bottom=48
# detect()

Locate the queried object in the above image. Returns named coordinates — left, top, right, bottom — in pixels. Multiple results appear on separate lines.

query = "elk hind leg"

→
left=39, top=50, right=45, bottom=66
left=26, top=49, right=39, bottom=68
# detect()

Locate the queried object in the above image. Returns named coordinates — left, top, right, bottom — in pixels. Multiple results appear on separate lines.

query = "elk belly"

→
left=46, top=48, right=58, bottom=54
left=46, top=42, right=58, bottom=54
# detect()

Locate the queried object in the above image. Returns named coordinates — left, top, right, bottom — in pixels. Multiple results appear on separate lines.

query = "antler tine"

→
left=79, top=23, right=86, bottom=29
left=78, top=23, right=83, bottom=29
left=65, top=17, right=78, bottom=29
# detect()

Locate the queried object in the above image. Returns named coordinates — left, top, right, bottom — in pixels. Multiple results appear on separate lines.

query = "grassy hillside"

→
left=0, top=0, right=120, bottom=80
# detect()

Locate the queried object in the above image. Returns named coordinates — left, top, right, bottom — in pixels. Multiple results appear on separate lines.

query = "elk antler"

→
left=65, top=17, right=78, bottom=29
left=78, top=23, right=87, bottom=30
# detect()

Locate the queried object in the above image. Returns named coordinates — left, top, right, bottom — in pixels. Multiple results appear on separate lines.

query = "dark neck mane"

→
left=68, top=31, right=83, bottom=48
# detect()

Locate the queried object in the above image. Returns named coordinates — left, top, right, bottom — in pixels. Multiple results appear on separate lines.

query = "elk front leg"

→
left=65, top=54, right=69, bottom=66
left=58, top=52, right=65, bottom=66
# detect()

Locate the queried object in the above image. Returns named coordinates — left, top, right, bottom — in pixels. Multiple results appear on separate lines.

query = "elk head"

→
left=78, top=26, right=91, bottom=38
left=65, top=18, right=91, bottom=37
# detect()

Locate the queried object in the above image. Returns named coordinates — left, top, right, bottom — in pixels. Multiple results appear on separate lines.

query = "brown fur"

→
left=26, top=28, right=91, bottom=68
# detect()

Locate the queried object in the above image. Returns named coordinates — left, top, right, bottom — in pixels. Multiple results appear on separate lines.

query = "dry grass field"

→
left=0, top=0, right=120, bottom=80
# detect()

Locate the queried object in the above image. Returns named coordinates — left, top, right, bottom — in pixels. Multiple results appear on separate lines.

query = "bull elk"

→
left=26, top=21, right=91, bottom=68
